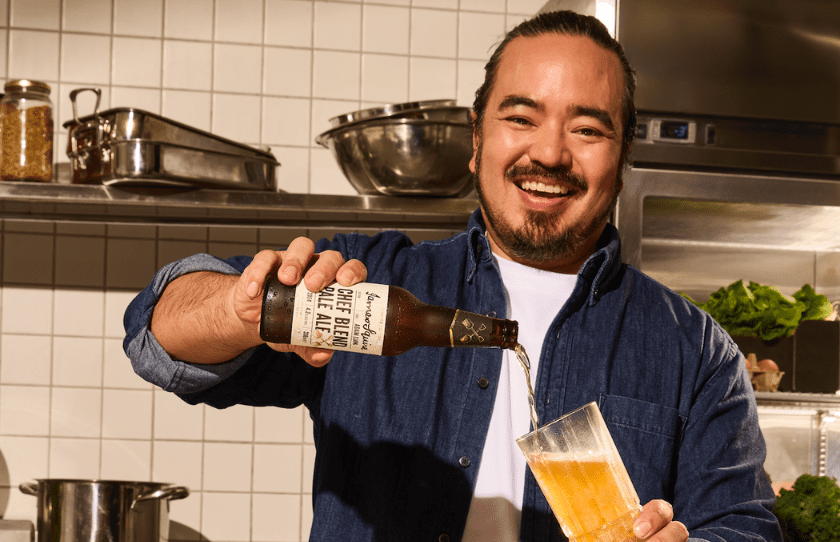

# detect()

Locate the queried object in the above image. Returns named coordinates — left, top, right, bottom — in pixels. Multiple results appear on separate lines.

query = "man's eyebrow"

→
left=571, top=105, right=615, bottom=131
left=497, top=95, right=542, bottom=112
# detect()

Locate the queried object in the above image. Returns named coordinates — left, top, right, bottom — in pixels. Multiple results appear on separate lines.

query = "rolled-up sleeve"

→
left=122, top=253, right=256, bottom=394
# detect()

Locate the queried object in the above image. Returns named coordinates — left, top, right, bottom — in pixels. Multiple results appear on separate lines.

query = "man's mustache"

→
left=505, top=164, right=587, bottom=191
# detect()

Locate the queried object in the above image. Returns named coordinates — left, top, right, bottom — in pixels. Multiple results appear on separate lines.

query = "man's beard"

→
left=472, top=143, right=620, bottom=263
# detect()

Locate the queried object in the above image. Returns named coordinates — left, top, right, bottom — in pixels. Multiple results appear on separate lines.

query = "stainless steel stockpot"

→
left=20, top=479, right=189, bottom=542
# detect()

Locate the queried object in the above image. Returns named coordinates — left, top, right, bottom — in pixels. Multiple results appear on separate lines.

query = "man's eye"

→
left=577, top=128, right=602, bottom=137
left=506, top=117, right=531, bottom=126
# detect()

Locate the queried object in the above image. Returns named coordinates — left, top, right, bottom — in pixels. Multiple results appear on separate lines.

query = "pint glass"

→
left=516, top=402, right=642, bottom=542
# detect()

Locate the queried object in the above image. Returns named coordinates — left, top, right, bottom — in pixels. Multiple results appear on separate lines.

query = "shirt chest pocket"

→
left=598, top=394, right=686, bottom=503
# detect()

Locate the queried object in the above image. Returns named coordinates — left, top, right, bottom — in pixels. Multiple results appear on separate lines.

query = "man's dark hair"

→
left=472, top=10, right=637, bottom=167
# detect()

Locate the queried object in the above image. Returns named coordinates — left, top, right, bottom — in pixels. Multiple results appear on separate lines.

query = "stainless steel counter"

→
left=0, top=182, right=479, bottom=230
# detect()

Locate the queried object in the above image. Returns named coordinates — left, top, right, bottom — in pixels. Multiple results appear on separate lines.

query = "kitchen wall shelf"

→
left=0, top=182, right=480, bottom=230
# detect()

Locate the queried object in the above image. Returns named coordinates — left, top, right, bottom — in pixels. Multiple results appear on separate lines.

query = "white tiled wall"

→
left=0, top=0, right=559, bottom=196
left=0, top=1, right=617, bottom=541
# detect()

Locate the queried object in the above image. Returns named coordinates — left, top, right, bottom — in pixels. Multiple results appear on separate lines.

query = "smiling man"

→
left=125, top=10, right=782, bottom=542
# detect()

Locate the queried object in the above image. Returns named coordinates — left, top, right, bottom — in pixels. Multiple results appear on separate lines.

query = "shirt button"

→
left=439, top=535, right=450, bottom=542
left=478, top=377, right=489, bottom=389
left=459, top=456, right=471, bottom=468
left=485, top=311, right=496, bottom=318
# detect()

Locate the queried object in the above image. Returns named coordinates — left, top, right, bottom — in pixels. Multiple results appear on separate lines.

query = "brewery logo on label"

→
left=451, top=312, right=491, bottom=346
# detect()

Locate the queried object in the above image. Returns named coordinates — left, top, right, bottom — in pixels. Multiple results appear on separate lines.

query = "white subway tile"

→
left=252, top=493, right=301, bottom=542
left=102, top=389, right=153, bottom=439
left=214, top=0, right=263, bottom=44
left=369, top=0, right=409, bottom=5
left=458, top=11, right=505, bottom=61
left=203, top=403, right=254, bottom=442
left=154, top=389, right=204, bottom=441
left=313, top=2, right=360, bottom=51
left=312, top=50, right=360, bottom=100
left=0, top=385, right=50, bottom=436
left=303, top=407, right=313, bottom=444
left=461, top=0, right=505, bottom=11
left=52, top=337, right=104, bottom=387
left=49, top=437, right=101, bottom=479
left=213, top=43, right=262, bottom=94
left=361, top=53, right=408, bottom=104
left=252, top=443, right=302, bottom=493
left=311, top=98, right=359, bottom=142
left=207, top=241, right=259, bottom=260
left=104, top=337, right=150, bottom=389
left=0, top=30, right=7, bottom=77
left=111, top=86, right=161, bottom=112
left=262, top=96, right=311, bottom=147
left=265, top=0, right=313, bottom=48
left=55, top=235, right=106, bottom=287
left=112, top=36, right=163, bottom=88
left=161, top=89, right=211, bottom=130
left=169, top=492, right=202, bottom=541
left=61, top=34, right=111, bottom=84
left=63, top=0, right=112, bottom=33
left=1, top=334, right=52, bottom=385
left=0, top=435, right=49, bottom=486
left=10, top=0, right=59, bottom=30
left=53, top=289, right=105, bottom=337
left=152, top=440, right=203, bottom=489
left=2, top=287, right=53, bottom=335
left=164, top=0, right=213, bottom=41
left=302, top=443, right=316, bottom=492
left=104, top=290, right=137, bottom=338
left=508, top=0, right=546, bottom=15
left=211, top=93, right=261, bottom=144
left=271, top=146, right=310, bottom=194
left=301, top=494, right=313, bottom=540
left=409, top=57, right=457, bottom=102
left=50, top=387, right=102, bottom=438
left=411, top=8, right=457, bottom=58
left=413, top=0, right=457, bottom=8
left=202, top=442, right=252, bottom=491
left=3, top=232, right=54, bottom=285
left=201, top=492, right=251, bottom=542
left=114, top=0, right=164, bottom=37
left=254, top=404, right=305, bottom=443
left=264, top=47, right=312, bottom=97
left=101, top=439, right=152, bottom=480
left=362, top=5, right=409, bottom=55
left=457, top=58, right=485, bottom=107
left=163, top=40, right=213, bottom=91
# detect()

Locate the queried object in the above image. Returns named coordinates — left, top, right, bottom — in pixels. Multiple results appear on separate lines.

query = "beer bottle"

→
left=260, top=276, right=518, bottom=356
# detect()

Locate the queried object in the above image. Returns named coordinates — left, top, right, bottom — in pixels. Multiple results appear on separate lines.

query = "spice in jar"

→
left=1, top=79, right=54, bottom=182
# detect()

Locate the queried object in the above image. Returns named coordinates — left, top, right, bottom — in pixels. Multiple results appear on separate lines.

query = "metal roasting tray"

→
left=67, top=139, right=279, bottom=189
left=64, top=88, right=279, bottom=189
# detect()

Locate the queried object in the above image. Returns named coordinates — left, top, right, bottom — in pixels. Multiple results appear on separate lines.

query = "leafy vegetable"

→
left=774, top=474, right=840, bottom=542
left=683, top=281, right=831, bottom=343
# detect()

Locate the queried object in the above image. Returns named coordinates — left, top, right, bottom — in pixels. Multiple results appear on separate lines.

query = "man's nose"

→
left=528, top=126, right=573, bottom=169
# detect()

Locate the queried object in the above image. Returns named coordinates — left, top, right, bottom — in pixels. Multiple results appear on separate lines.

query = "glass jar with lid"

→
left=0, top=79, right=54, bottom=182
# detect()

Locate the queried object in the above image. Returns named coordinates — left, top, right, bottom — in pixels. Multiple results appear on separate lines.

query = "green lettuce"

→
left=683, top=280, right=831, bottom=343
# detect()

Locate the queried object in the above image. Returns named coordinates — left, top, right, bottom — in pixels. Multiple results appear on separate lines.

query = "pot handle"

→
left=131, top=486, right=190, bottom=510
left=19, top=482, right=38, bottom=496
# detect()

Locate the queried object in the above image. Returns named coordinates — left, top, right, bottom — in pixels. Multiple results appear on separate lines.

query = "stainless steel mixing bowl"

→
left=316, top=114, right=474, bottom=197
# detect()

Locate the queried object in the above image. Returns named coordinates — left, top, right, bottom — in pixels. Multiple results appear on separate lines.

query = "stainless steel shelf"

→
left=756, top=391, right=840, bottom=408
left=0, top=182, right=479, bottom=230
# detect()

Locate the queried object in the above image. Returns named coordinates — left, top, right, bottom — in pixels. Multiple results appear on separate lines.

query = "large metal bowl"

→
left=316, top=115, right=474, bottom=197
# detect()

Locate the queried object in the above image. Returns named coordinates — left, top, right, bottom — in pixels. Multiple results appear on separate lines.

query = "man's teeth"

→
left=520, top=181, right=569, bottom=195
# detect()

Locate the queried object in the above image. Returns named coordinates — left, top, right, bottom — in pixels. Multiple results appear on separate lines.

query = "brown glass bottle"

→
left=260, top=276, right=518, bottom=356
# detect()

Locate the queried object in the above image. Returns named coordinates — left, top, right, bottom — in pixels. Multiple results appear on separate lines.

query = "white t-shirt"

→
left=462, top=256, right=577, bottom=541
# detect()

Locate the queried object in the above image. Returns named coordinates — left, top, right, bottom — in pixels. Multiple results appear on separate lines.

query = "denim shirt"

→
left=124, top=210, right=781, bottom=542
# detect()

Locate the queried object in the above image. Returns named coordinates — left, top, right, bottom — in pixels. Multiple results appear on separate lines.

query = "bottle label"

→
left=290, top=282, right=389, bottom=355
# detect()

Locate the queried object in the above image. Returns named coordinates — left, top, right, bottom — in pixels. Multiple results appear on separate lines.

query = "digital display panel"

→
left=659, top=121, right=690, bottom=140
